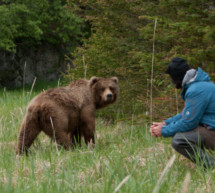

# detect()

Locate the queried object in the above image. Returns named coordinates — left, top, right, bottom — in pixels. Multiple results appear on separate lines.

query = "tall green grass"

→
left=0, top=84, right=214, bottom=193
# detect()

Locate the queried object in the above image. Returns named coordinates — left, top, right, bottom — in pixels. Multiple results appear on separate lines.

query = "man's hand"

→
left=150, top=122, right=166, bottom=137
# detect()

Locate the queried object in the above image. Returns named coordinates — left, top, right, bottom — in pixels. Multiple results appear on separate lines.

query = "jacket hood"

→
left=194, top=67, right=211, bottom=82
left=182, top=69, right=197, bottom=87
left=181, top=67, right=211, bottom=99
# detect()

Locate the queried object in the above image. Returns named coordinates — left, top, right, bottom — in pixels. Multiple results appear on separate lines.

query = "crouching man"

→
left=150, top=57, right=215, bottom=169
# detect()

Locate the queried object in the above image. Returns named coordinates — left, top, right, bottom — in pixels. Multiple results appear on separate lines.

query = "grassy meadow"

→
left=0, top=83, right=215, bottom=193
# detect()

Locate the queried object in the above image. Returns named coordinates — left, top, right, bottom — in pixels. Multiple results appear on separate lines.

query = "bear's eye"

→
left=101, top=88, right=105, bottom=92
left=109, top=86, right=114, bottom=91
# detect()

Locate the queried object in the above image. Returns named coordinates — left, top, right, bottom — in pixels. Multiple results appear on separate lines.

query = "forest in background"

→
left=65, top=0, right=215, bottom=121
left=1, top=0, right=215, bottom=121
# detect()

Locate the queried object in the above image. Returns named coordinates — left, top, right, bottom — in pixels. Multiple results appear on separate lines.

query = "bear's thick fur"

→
left=16, top=76, right=119, bottom=155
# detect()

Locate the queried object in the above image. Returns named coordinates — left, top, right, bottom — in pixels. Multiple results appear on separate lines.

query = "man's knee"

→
left=172, top=133, right=184, bottom=150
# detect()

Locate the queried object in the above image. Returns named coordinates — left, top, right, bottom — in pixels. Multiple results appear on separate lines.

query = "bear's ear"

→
left=111, top=77, right=119, bottom=84
left=90, top=76, right=100, bottom=86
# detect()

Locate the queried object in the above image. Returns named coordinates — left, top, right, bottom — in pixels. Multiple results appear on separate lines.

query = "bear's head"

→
left=90, top=76, right=119, bottom=109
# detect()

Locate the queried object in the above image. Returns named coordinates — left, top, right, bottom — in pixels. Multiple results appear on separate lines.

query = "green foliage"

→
left=64, top=0, right=215, bottom=120
left=0, top=0, right=86, bottom=51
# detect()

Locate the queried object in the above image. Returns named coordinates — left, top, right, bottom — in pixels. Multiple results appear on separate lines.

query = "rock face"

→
left=0, top=44, right=68, bottom=88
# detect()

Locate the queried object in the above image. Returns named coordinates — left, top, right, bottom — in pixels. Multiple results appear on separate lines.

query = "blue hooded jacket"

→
left=161, top=67, right=215, bottom=137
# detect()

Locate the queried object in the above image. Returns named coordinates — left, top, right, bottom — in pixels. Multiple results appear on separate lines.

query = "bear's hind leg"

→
left=42, top=115, right=73, bottom=151
left=54, top=131, right=73, bottom=151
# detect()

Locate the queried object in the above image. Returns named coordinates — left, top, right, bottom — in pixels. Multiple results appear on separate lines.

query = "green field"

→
left=0, top=86, right=214, bottom=193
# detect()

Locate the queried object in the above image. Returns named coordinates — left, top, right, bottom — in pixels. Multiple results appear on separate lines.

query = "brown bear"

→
left=16, top=76, right=119, bottom=155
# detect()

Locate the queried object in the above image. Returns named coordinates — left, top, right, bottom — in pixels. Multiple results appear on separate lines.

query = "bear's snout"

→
left=106, top=93, right=113, bottom=101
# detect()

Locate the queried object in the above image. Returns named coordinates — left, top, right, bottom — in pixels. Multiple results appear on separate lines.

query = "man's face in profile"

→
left=171, top=79, right=182, bottom=89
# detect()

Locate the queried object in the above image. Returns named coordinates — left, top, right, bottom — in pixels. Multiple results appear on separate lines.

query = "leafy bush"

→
left=0, top=0, right=87, bottom=52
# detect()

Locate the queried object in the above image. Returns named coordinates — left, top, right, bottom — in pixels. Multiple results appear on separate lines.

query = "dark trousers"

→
left=172, top=126, right=215, bottom=168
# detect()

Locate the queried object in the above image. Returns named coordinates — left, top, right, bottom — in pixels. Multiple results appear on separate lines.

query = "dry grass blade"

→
left=89, top=138, right=94, bottom=150
left=83, top=55, right=87, bottom=79
left=30, top=77, right=37, bottom=96
left=21, top=125, right=26, bottom=155
left=114, top=175, right=130, bottom=193
left=175, top=88, right=179, bottom=114
left=150, top=18, right=158, bottom=123
left=152, top=154, right=176, bottom=193
left=23, top=61, right=27, bottom=95
left=57, top=78, right=61, bottom=87
left=50, top=116, right=60, bottom=155
left=181, top=172, right=191, bottom=193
